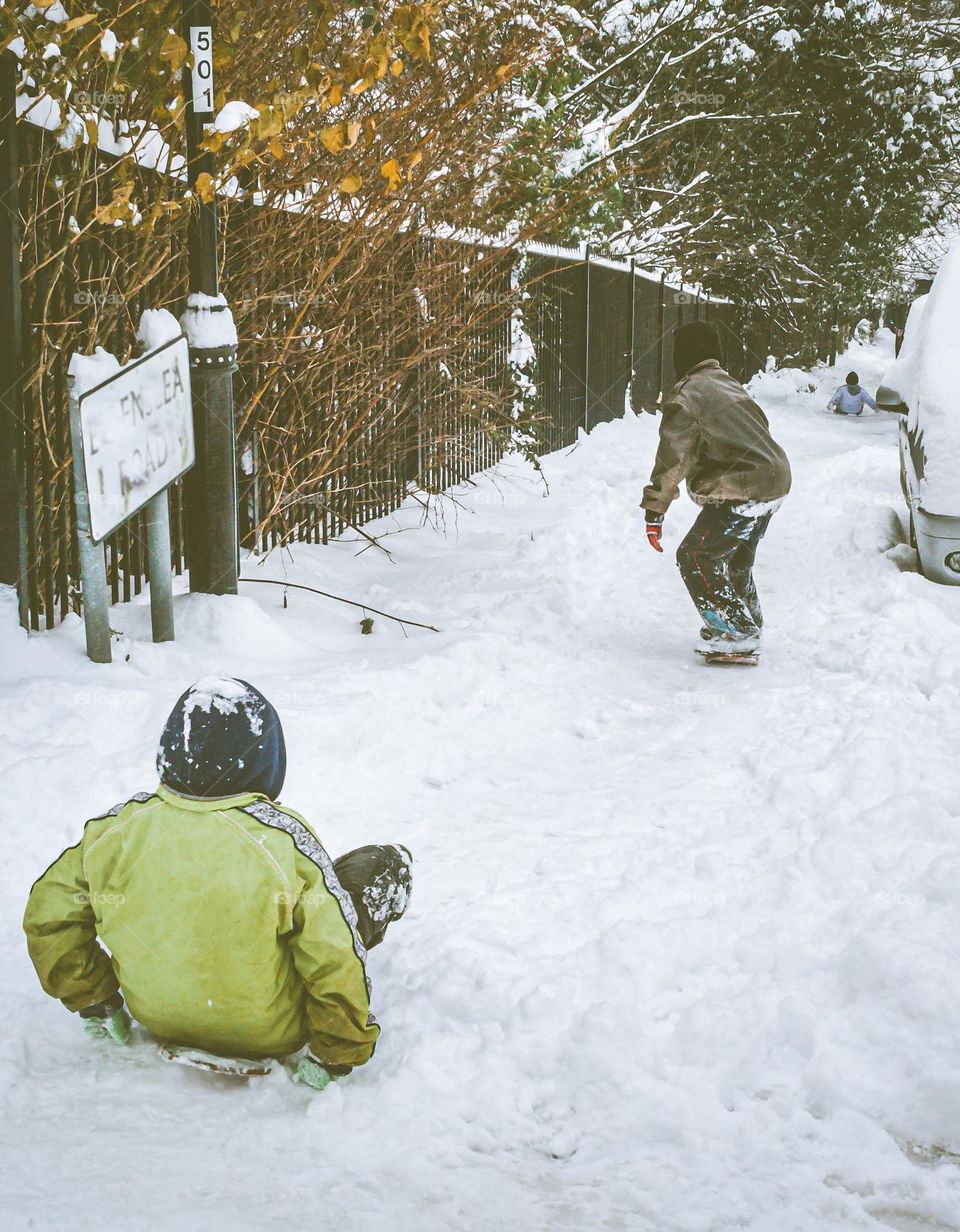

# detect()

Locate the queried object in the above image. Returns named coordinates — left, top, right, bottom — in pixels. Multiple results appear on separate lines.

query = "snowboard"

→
left=695, top=648, right=759, bottom=667
left=157, top=1044, right=276, bottom=1078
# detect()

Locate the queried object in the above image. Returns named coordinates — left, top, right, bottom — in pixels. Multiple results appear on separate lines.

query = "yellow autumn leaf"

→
left=94, top=183, right=135, bottom=226
left=159, top=32, right=189, bottom=73
left=390, top=59, right=404, bottom=77
left=380, top=158, right=402, bottom=193
left=268, top=137, right=286, bottom=160
left=320, top=123, right=346, bottom=154
left=339, top=173, right=363, bottom=194
left=255, top=109, right=283, bottom=141
left=345, top=120, right=361, bottom=148
left=328, top=84, right=344, bottom=107
left=194, top=172, right=216, bottom=203
left=407, top=150, right=423, bottom=180
left=201, top=129, right=228, bottom=154
left=63, top=14, right=96, bottom=30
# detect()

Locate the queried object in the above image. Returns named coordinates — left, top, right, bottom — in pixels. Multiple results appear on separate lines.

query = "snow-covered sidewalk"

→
left=3, top=334, right=960, bottom=1232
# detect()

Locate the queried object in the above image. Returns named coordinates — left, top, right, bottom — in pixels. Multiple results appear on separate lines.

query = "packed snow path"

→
left=3, top=335, right=960, bottom=1232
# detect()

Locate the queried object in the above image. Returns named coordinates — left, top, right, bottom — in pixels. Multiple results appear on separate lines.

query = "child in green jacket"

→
left=23, top=677, right=412, bottom=1089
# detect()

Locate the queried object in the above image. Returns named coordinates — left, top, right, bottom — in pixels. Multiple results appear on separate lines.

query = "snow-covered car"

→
left=878, top=247, right=960, bottom=585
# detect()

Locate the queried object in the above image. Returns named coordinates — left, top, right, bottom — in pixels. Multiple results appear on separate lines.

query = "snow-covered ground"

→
left=4, top=333, right=960, bottom=1232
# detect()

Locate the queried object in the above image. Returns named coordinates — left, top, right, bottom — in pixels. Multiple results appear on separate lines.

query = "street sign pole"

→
left=144, top=489, right=175, bottom=642
left=181, top=0, right=239, bottom=596
left=67, top=375, right=112, bottom=664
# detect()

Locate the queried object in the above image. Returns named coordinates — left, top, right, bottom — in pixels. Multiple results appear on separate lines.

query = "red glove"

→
left=644, top=511, right=664, bottom=553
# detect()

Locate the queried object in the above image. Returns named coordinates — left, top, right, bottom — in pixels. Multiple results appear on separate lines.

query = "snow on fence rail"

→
left=8, top=116, right=794, bottom=635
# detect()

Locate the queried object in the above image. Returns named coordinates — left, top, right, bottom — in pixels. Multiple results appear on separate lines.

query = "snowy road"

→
left=4, top=334, right=960, bottom=1231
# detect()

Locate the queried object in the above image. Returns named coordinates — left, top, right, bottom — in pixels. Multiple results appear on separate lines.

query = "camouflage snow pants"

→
left=675, top=500, right=781, bottom=641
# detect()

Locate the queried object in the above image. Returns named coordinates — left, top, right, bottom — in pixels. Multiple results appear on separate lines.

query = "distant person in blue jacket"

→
left=827, top=372, right=878, bottom=416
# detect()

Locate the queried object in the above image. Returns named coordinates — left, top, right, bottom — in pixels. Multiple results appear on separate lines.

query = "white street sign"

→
left=78, top=335, right=194, bottom=542
left=189, top=26, right=214, bottom=114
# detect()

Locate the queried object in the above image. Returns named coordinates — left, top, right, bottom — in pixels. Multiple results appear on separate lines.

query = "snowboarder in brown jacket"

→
left=642, top=321, right=791, bottom=659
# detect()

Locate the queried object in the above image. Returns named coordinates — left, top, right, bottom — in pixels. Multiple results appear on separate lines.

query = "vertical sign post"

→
left=180, top=0, right=239, bottom=596
left=67, top=376, right=112, bottom=663
left=144, top=488, right=175, bottom=642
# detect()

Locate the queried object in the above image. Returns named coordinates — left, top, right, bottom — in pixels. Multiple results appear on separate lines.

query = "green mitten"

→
left=80, top=1000, right=131, bottom=1044
left=292, top=1055, right=336, bottom=1091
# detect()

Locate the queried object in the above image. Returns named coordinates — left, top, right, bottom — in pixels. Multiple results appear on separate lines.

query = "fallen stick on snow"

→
left=239, top=576, right=441, bottom=634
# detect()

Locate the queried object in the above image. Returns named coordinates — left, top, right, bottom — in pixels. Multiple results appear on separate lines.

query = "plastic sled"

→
left=158, top=1044, right=276, bottom=1077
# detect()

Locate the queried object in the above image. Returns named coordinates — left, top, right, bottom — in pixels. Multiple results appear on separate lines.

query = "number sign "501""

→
left=190, top=26, right=214, bottom=114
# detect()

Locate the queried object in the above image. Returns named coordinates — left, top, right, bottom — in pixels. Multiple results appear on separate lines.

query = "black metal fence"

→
left=523, top=245, right=764, bottom=453
left=5, top=120, right=808, bottom=635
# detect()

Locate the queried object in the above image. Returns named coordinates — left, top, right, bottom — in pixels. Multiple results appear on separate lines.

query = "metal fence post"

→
left=0, top=50, right=27, bottom=625
left=582, top=244, right=591, bottom=431
left=181, top=0, right=238, bottom=595
left=828, top=301, right=839, bottom=367
left=67, top=376, right=111, bottom=663
left=657, top=272, right=666, bottom=396
left=627, top=257, right=636, bottom=407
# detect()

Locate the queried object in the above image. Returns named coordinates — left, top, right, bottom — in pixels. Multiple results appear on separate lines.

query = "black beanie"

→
left=673, top=321, right=723, bottom=381
left=845, top=371, right=859, bottom=386
left=157, top=677, right=287, bottom=800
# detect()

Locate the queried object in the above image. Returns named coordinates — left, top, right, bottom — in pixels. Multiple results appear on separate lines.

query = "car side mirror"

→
left=876, top=384, right=908, bottom=415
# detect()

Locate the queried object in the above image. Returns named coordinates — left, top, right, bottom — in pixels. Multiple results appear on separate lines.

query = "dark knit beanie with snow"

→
left=673, top=321, right=723, bottom=381
left=846, top=371, right=859, bottom=386
left=157, top=677, right=287, bottom=800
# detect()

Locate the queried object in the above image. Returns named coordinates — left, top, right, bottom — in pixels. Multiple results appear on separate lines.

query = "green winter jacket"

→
left=23, top=785, right=379, bottom=1066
